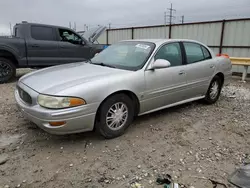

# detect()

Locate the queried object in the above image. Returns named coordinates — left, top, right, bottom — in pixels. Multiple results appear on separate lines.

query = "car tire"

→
left=0, top=58, right=16, bottom=84
left=204, top=75, right=223, bottom=104
left=95, top=94, right=134, bottom=139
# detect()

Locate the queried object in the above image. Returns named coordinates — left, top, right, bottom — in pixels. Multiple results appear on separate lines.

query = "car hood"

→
left=20, top=62, right=129, bottom=94
left=78, top=26, right=106, bottom=43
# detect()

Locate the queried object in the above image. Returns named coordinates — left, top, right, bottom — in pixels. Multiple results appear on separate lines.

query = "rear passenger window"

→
left=201, top=46, right=211, bottom=60
left=31, top=26, right=54, bottom=41
left=155, top=43, right=182, bottom=67
left=183, top=42, right=205, bottom=64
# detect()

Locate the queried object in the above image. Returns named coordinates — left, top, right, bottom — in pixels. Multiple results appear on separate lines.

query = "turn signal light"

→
left=49, top=121, right=66, bottom=126
left=69, top=98, right=86, bottom=107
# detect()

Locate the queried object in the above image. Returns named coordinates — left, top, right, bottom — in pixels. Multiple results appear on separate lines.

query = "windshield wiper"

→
left=86, top=59, right=93, bottom=64
left=91, top=62, right=117, bottom=69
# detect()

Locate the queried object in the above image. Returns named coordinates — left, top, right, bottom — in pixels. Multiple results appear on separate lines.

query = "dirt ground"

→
left=0, top=69, right=249, bottom=188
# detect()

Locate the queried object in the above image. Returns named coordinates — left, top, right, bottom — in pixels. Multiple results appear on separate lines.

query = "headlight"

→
left=37, top=94, right=86, bottom=109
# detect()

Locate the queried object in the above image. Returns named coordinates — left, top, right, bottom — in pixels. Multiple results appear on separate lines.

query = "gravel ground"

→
left=0, top=69, right=249, bottom=188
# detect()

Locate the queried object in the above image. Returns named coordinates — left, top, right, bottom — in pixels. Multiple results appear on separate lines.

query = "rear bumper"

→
left=224, top=70, right=232, bottom=86
left=15, top=86, right=97, bottom=135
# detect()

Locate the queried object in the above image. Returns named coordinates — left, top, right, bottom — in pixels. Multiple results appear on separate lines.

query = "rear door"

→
left=143, top=42, right=188, bottom=113
left=56, top=28, right=92, bottom=64
left=182, top=42, right=215, bottom=98
left=27, top=25, right=60, bottom=66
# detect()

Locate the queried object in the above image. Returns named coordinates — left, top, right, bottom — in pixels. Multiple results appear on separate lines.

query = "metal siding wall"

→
left=221, top=20, right=250, bottom=73
left=210, top=47, right=220, bottom=55
left=223, top=48, right=250, bottom=57
left=134, top=26, right=169, bottom=39
left=172, top=23, right=222, bottom=45
left=108, top=29, right=132, bottom=44
left=97, top=31, right=107, bottom=44
left=223, top=20, right=250, bottom=46
left=222, top=20, right=250, bottom=73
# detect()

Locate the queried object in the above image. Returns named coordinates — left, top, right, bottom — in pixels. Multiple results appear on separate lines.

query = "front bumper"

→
left=15, top=83, right=98, bottom=135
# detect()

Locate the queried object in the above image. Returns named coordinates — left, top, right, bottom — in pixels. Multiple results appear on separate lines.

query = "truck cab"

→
left=0, top=22, right=106, bottom=83
left=14, top=22, right=106, bottom=66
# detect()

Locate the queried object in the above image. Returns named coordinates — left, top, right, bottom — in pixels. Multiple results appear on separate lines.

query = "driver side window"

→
left=154, top=42, right=182, bottom=67
left=58, top=28, right=82, bottom=44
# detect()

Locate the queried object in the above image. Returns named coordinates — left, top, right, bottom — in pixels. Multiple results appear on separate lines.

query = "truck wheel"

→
left=95, top=94, right=134, bottom=139
left=0, top=58, right=16, bottom=84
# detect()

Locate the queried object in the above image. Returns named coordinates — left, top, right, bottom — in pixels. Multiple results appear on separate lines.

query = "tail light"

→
left=216, top=53, right=229, bottom=58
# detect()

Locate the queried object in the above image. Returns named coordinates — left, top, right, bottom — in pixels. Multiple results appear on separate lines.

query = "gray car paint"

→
left=0, top=23, right=106, bottom=68
left=15, top=39, right=232, bottom=135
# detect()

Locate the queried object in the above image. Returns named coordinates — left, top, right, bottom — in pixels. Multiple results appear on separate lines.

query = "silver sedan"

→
left=15, top=39, right=232, bottom=138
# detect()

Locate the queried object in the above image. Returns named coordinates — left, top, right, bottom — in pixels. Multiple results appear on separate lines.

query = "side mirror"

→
left=149, top=59, right=171, bottom=70
left=81, top=40, right=85, bottom=45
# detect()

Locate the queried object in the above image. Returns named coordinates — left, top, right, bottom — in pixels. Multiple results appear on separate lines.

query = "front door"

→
left=142, top=42, right=188, bottom=113
left=57, top=28, right=92, bottom=64
left=182, top=42, right=215, bottom=98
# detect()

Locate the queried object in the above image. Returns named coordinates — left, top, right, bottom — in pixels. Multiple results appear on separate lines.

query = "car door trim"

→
left=144, top=81, right=189, bottom=97
left=139, top=95, right=205, bottom=116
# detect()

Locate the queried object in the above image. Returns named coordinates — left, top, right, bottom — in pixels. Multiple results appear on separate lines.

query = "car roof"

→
left=16, top=22, right=72, bottom=30
left=121, top=39, right=206, bottom=46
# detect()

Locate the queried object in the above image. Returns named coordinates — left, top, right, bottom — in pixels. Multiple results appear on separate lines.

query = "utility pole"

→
left=181, top=15, right=184, bottom=24
left=166, top=3, right=176, bottom=38
left=9, top=22, right=12, bottom=36
left=69, top=22, right=71, bottom=29
left=108, top=23, right=111, bottom=29
left=164, top=12, right=167, bottom=38
left=74, top=22, right=76, bottom=31
left=167, top=3, right=176, bottom=25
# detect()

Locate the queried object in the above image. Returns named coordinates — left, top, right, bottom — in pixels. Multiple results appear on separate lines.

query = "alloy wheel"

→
left=106, top=102, right=128, bottom=131
left=209, top=81, right=219, bottom=100
left=0, top=61, right=12, bottom=78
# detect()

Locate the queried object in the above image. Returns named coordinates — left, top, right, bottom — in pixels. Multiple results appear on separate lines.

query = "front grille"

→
left=18, top=86, right=32, bottom=105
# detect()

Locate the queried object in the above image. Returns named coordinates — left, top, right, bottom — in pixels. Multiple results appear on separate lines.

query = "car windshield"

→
left=91, top=41, right=155, bottom=71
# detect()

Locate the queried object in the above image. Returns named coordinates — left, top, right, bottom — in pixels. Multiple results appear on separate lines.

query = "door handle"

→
left=179, top=71, right=185, bottom=75
left=31, top=44, right=39, bottom=47
left=210, top=65, right=215, bottom=69
left=59, top=46, right=66, bottom=48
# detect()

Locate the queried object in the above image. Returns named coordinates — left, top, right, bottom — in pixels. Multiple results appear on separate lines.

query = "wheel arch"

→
left=0, top=49, right=18, bottom=67
left=94, top=90, right=140, bottom=126
left=215, top=72, right=224, bottom=86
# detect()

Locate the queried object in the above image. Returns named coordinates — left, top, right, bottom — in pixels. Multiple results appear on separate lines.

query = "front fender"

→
left=55, top=70, right=145, bottom=109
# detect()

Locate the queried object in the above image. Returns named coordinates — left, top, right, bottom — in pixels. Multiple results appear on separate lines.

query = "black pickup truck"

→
left=0, top=22, right=107, bottom=83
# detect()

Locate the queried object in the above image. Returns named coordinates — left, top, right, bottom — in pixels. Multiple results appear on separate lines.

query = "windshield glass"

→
left=91, top=41, right=155, bottom=71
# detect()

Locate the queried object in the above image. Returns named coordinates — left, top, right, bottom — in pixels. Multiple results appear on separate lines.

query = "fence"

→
left=98, top=18, right=250, bottom=73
